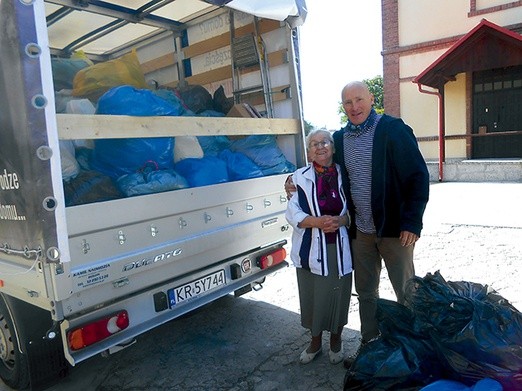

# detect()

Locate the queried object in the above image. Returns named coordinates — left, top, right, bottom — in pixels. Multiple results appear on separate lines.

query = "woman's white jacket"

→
left=285, top=163, right=353, bottom=277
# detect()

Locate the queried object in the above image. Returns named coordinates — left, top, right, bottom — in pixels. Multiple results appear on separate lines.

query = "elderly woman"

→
left=285, top=129, right=353, bottom=365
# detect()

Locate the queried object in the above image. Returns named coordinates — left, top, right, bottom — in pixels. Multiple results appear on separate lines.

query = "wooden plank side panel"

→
left=56, top=114, right=300, bottom=139
left=140, top=19, right=282, bottom=75
left=162, top=49, right=287, bottom=88
left=184, top=19, right=281, bottom=59
left=141, top=52, right=176, bottom=75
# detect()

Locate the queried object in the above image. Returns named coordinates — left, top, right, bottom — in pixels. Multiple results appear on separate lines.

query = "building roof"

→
left=413, top=19, right=522, bottom=89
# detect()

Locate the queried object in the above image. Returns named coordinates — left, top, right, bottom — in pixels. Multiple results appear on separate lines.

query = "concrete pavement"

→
left=1, top=182, right=520, bottom=391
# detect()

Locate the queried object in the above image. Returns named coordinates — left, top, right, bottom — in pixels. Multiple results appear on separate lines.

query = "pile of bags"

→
left=344, top=271, right=522, bottom=391
left=52, top=50, right=295, bottom=206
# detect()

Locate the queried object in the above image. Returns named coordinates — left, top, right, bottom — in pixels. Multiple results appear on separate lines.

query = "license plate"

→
left=168, top=270, right=226, bottom=307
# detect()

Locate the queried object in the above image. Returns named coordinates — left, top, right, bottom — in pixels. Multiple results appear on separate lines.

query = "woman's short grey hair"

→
left=305, top=129, right=334, bottom=151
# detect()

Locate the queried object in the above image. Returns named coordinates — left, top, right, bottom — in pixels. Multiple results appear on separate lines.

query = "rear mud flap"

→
left=26, top=336, right=69, bottom=391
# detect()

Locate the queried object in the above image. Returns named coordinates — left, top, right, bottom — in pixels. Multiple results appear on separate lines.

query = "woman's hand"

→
left=317, top=215, right=346, bottom=233
left=298, top=215, right=349, bottom=232
left=320, top=216, right=338, bottom=233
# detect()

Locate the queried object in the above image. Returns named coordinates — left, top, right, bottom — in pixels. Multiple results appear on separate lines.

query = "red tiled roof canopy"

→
left=413, top=19, right=522, bottom=89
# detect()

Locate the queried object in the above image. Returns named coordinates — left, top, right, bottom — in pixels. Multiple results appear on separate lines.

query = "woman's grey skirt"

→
left=297, top=243, right=353, bottom=336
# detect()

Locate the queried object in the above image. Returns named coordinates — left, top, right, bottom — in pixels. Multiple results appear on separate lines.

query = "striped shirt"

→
left=343, top=112, right=382, bottom=234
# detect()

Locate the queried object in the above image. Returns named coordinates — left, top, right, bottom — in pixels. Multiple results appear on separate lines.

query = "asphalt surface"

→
left=1, top=182, right=521, bottom=391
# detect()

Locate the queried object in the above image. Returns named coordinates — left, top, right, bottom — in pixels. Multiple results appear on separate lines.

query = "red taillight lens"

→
left=258, top=248, right=287, bottom=269
left=68, top=310, right=129, bottom=351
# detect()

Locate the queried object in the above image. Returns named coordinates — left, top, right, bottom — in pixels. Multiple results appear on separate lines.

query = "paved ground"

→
left=1, top=182, right=521, bottom=391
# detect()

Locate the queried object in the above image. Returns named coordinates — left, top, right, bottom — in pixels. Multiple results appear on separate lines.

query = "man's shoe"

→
left=344, top=337, right=379, bottom=369
left=299, top=346, right=321, bottom=364
left=343, top=354, right=356, bottom=369
left=343, top=344, right=362, bottom=369
left=328, top=342, right=344, bottom=364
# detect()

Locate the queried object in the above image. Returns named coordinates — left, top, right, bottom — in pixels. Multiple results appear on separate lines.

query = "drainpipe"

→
left=415, top=83, right=445, bottom=182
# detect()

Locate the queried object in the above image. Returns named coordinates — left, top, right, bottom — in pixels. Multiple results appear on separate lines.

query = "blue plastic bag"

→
left=90, top=138, right=175, bottom=179
left=152, top=88, right=192, bottom=116
left=117, top=169, right=188, bottom=197
left=230, top=135, right=295, bottom=176
left=51, top=56, right=92, bottom=90
left=90, top=86, right=180, bottom=178
left=175, top=157, right=228, bottom=187
left=420, top=378, right=502, bottom=391
left=197, top=136, right=231, bottom=156
left=97, top=85, right=183, bottom=116
left=218, top=149, right=263, bottom=181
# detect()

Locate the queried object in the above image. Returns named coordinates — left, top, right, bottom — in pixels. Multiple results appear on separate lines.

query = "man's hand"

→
left=284, top=175, right=296, bottom=199
left=400, top=231, right=419, bottom=247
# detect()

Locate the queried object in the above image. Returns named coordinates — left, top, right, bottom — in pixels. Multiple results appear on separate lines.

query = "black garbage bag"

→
left=344, top=338, right=420, bottom=391
left=404, top=272, right=518, bottom=335
left=176, top=84, right=213, bottom=114
left=405, top=271, right=522, bottom=390
left=345, top=272, right=522, bottom=390
left=64, top=170, right=123, bottom=206
left=344, top=300, right=440, bottom=391
left=213, top=85, right=234, bottom=114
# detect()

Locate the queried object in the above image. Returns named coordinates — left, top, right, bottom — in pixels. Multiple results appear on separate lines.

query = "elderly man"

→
left=335, top=81, right=429, bottom=366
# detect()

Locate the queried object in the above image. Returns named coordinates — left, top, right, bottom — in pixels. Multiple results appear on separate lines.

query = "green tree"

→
left=338, top=75, right=384, bottom=124
left=365, top=75, right=384, bottom=114
left=303, top=119, right=314, bottom=135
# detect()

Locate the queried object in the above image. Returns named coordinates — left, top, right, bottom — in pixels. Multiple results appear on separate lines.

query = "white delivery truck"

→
left=0, top=1, right=307, bottom=389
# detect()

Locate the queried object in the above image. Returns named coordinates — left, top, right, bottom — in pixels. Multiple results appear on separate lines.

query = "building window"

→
left=473, top=65, right=522, bottom=92
left=469, top=0, right=522, bottom=17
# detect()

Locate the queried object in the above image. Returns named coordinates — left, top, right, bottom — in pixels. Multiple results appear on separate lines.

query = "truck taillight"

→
left=68, top=310, right=129, bottom=351
left=258, top=248, right=287, bottom=269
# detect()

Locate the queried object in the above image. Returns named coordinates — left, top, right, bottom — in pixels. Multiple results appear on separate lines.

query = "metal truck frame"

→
left=0, top=1, right=307, bottom=389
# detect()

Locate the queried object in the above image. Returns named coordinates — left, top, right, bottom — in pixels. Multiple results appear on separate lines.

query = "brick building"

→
left=381, top=0, right=522, bottom=181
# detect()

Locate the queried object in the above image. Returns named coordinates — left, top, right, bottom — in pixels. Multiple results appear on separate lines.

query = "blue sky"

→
left=298, top=1, right=383, bottom=130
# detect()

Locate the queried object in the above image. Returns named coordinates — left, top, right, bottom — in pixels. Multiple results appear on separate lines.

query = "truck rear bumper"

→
left=60, top=244, right=288, bottom=366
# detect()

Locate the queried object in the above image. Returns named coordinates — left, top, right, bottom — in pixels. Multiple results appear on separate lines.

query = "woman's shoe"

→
left=329, top=342, right=344, bottom=364
left=299, top=346, right=321, bottom=364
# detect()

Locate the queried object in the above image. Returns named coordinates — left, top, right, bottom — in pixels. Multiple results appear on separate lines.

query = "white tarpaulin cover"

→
left=225, top=0, right=306, bottom=25
left=44, top=0, right=306, bottom=57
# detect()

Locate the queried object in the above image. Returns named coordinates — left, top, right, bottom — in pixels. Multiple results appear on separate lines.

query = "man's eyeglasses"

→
left=309, top=140, right=332, bottom=149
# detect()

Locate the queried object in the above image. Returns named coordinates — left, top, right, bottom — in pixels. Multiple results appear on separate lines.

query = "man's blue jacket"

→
left=332, top=114, right=430, bottom=238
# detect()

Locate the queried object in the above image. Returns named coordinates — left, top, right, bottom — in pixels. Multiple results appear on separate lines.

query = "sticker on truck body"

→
left=73, top=263, right=111, bottom=288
